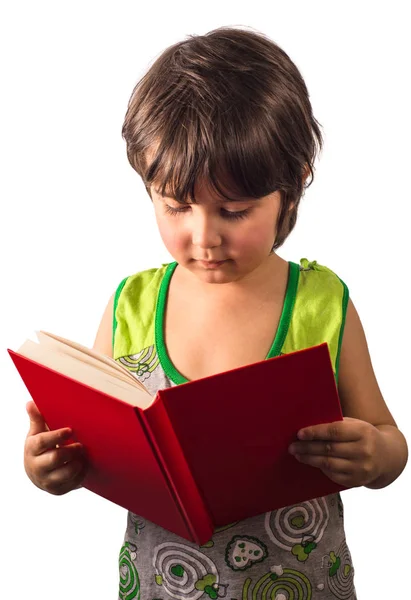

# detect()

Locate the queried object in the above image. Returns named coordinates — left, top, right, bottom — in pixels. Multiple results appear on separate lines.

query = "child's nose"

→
left=191, top=212, right=222, bottom=249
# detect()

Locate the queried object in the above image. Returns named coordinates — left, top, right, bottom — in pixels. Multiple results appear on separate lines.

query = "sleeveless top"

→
left=112, top=258, right=358, bottom=600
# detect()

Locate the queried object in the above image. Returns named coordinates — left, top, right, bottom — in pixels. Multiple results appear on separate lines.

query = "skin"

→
left=24, top=401, right=86, bottom=495
left=151, top=178, right=286, bottom=289
left=24, top=175, right=408, bottom=494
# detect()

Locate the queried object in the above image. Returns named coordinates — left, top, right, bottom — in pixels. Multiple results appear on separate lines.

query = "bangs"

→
left=140, top=101, right=289, bottom=204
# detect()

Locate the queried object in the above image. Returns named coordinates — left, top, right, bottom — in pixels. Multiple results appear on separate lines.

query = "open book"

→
left=8, top=332, right=348, bottom=545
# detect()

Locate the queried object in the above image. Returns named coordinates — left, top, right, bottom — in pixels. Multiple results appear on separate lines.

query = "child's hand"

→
left=24, top=401, right=88, bottom=495
left=288, top=416, right=385, bottom=487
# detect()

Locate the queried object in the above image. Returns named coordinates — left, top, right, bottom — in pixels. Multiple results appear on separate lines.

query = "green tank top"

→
left=112, top=258, right=357, bottom=600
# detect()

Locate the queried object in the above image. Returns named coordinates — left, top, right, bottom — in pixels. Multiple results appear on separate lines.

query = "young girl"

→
left=24, top=26, right=408, bottom=599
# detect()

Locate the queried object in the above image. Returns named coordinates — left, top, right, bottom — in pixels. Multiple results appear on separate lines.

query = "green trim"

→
left=266, top=261, right=299, bottom=358
left=112, top=276, right=129, bottom=352
left=334, top=276, right=349, bottom=385
left=155, top=261, right=298, bottom=385
left=155, top=262, right=186, bottom=384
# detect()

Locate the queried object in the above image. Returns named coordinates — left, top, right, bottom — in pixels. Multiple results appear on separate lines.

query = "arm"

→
left=289, top=298, right=408, bottom=489
left=92, top=292, right=115, bottom=358
left=336, top=298, right=408, bottom=489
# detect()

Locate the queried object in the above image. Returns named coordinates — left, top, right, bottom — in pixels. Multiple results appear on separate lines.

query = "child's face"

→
left=151, top=178, right=284, bottom=284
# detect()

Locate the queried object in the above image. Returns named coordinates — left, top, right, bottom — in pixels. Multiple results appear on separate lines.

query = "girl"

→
left=24, top=26, right=408, bottom=599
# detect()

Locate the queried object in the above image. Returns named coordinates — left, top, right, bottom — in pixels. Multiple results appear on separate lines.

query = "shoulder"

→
left=298, top=258, right=396, bottom=427
left=298, top=258, right=348, bottom=286
left=92, top=263, right=174, bottom=358
left=296, top=258, right=349, bottom=307
left=116, top=263, right=174, bottom=298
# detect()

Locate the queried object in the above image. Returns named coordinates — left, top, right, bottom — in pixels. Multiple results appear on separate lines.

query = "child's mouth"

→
left=197, top=260, right=227, bottom=268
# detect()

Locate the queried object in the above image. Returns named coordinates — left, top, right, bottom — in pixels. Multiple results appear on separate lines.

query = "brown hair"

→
left=122, top=26, right=323, bottom=250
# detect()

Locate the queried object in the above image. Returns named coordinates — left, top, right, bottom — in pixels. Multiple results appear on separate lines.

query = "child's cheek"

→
left=157, top=220, right=186, bottom=255
left=241, top=228, right=261, bottom=248
left=239, top=222, right=272, bottom=253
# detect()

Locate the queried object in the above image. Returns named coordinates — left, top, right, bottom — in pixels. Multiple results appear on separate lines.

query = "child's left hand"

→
left=288, top=416, right=385, bottom=487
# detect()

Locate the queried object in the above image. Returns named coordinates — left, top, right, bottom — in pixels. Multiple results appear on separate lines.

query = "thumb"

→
left=26, top=401, right=49, bottom=436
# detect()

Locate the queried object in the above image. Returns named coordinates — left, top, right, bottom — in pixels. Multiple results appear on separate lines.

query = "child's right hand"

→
left=24, top=401, right=88, bottom=495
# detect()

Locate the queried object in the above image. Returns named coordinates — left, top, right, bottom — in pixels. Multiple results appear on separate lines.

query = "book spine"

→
left=143, top=393, right=214, bottom=546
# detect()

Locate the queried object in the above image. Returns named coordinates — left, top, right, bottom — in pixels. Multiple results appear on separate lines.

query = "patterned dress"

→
left=113, top=258, right=357, bottom=600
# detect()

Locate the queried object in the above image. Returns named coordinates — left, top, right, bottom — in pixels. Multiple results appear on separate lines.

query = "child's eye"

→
left=164, top=204, right=250, bottom=221
left=164, top=204, right=189, bottom=216
left=221, top=208, right=250, bottom=221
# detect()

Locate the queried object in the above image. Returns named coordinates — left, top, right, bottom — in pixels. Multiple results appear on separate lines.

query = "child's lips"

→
left=197, top=259, right=227, bottom=268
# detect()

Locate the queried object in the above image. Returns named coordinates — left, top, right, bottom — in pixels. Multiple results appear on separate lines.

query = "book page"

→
left=36, top=331, right=140, bottom=387
left=17, top=339, right=154, bottom=409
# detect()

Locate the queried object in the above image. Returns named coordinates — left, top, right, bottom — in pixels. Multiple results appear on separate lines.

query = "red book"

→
left=8, top=332, right=347, bottom=545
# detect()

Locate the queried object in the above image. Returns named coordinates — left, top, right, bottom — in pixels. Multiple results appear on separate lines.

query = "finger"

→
left=297, top=420, right=363, bottom=443
left=45, top=459, right=87, bottom=493
left=40, top=443, right=85, bottom=474
left=26, top=401, right=50, bottom=436
left=289, top=440, right=359, bottom=459
left=26, top=428, right=73, bottom=457
left=293, top=452, right=353, bottom=474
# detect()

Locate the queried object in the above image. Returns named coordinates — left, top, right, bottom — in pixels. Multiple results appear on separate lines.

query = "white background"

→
left=1, top=1, right=410, bottom=598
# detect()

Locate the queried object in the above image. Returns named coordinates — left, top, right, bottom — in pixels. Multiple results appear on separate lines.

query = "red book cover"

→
left=8, top=341, right=347, bottom=545
left=154, top=342, right=347, bottom=526
left=8, top=350, right=211, bottom=544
